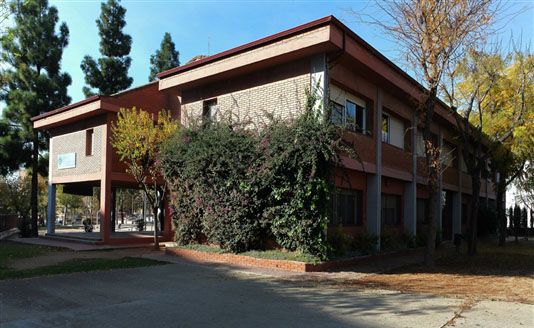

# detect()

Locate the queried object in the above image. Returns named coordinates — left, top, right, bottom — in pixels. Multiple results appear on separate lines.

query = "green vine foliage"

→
left=161, top=93, right=345, bottom=259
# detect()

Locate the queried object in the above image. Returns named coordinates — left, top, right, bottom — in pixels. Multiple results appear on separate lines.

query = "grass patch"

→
left=240, top=250, right=321, bottom=264
left=0, top=241, right=66, bottom=266
left=0, top=257, right=167, bottom=280
left=176, top=244, right=322, bottom=264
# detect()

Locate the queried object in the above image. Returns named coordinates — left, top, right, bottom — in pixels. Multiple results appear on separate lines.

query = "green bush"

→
left=352, top=233, right=378, bottom=254
left=162, top=124, right=264, bottom=253
left=161, top=95, right=344, bottom=259
left=327, top=227, right=353, bottom=256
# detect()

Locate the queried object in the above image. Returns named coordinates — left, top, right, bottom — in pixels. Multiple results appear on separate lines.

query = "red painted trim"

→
left=156, top=15, right=334, bottom=79
left=31, top=95, right=100, bottom=122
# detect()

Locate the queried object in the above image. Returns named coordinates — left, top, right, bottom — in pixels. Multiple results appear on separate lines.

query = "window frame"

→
left=202, top=98, right=217, bottom=124
left=381, top=193, right=402, bottom=226
left=85, top=129, right=94, bottom=156
left=331, top=188, right=363, bottom=226
left=381, top=114, right=390, bottom=143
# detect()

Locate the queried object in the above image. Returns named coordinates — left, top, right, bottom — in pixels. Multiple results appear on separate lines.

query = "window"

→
left=416, top=198, right=429, bottom=224
left=331, top=189, right=362, bottom=226
left=329, top=99, right=366, bottom=133
left=382, top=113, right=405, bottom=149
left=202, top=98, right=217, bottom=124
left=416, top=131, right=425, bottom=156
left=85, top=129, right=94, bottom=156
left=382, top=114, right=390, bottom=143
left=381, top=194, right=401, bottom=225
left=441, top=143, right=456, bottom=168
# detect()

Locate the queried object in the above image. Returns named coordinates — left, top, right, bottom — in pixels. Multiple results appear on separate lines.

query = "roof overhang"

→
left=158, top=17, right=339, bottom=91
left=32, top=96, right=120, bottom=130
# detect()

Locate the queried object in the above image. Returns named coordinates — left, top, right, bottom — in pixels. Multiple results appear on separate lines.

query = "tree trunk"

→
left=468, top=169, right=481, bottom=256
left=30, top=135, right=39, bottom=237
left=496, top=178, right=506, bottom=247
left=424, top=189, right=440, bottom=266
left=153, top=205, right=159, bottom=250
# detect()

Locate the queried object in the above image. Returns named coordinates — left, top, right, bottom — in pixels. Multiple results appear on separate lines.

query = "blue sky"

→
left=23, top=0, right=534, bottom=104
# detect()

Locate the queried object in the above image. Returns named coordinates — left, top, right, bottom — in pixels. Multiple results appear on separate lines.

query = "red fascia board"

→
left=31, top=95, right=101, bottom=122
left=156, top=15, right=335, bottom=79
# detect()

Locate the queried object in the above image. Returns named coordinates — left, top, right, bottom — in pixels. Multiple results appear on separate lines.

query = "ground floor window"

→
left=416, top=198, right=429, bottom=224
left=381, top=194, right=401, bottom=225
left=331, top=189, right=362, bottom=226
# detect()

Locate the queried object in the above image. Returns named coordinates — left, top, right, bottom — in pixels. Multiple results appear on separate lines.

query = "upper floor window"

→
left=382, top=113, right=405, bottom=149
left=202, top=98, right=217, bottom=124
left=382, top=114, right=390, bottom=143
left=330, top=99, right=366, bottom=133
left=441, top=142, right=456, bottom=168
left=85, top=129, right=94, bottom=156
left=329, top=84, right=367, bottom=134
left=331, top=189, right=362, bottom=226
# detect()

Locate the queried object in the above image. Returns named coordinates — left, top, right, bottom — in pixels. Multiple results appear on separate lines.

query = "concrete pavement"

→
left=0, top=260, right=532, bottom=327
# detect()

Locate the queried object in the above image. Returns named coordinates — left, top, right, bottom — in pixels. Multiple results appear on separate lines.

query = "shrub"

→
left=352, top=233, right=378, bottom=254
left=162, top=123, right=265, bottom=253
left=161, top=94, right=346, bottom=259
left=82, top=218, right=93, bottom=233
left=17, top=217, right=32, bottom=237
left=327, top=227, right=353, bottom=256
left=136, top=219, right=145, bottom=232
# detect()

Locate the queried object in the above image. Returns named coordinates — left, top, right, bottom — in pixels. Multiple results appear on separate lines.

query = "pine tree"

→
left=81, top=0, right=132, bottom=97
left=0, top=0, right=71, bottom=236
left=148, top=32, right=180, bottom=81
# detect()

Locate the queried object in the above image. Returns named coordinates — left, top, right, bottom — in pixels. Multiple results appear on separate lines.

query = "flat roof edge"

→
left=157, top=15, right=334, bottom=79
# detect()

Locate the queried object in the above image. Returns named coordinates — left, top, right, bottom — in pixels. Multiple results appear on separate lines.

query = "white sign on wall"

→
left=58, top=153, right=76, bottom=169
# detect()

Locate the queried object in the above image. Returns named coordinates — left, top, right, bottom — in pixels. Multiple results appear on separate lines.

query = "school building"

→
left=32, top=16, right=496, bottom=246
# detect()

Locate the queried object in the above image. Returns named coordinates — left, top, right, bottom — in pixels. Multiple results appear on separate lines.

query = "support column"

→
left=310, top=53, right=328, bottom=113
left=100, top=178, right=112, bottom=243
left=404, top=111, right=417, bottom=236
left=47, top=184, right=56, bottom=234
left=100, top=113, right=112, bottom=243
left=367, top=87, right=382, bottom=251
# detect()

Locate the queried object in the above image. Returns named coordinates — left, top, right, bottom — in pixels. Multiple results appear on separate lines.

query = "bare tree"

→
left=351, top=0, right=500, bottom=265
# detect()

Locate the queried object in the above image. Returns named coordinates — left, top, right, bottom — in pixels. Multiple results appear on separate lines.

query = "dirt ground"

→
left=275, top=239, right=534, bottom=305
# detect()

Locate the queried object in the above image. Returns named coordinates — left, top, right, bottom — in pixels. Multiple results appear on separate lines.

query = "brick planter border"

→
left=165, top=247, right=424, bottom=272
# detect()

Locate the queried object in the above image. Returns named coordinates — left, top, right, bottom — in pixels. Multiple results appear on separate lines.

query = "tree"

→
left=352, top=0, right=498, bottom=265
left=111, top=107, right=178, bottom=248
left=0, top=0, right=71, bottom=236
left=149, top=32, right=179, bottom=81
left=448, top=49, right=533, bottom=249
left=81, top=0, right=132, bottom=97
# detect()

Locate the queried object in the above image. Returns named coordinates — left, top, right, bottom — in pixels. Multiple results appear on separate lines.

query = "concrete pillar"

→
left=310, top=53, right=328, bottom=113
left=100, top=113, right=112, bottom=243
left=47, top=184, right=56, bottom=234
left=367, top=87, right=382, bottom=251
left=404, top=111, right=417, bottom=236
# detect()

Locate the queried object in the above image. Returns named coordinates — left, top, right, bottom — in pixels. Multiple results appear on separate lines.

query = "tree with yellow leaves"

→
left=111, top=107, right=178, bottom=249
left=446, top=48, right=533, bottom=251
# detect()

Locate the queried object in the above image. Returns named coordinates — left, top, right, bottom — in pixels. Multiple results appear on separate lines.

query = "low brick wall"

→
left=165, top=247, right=424, bottom=272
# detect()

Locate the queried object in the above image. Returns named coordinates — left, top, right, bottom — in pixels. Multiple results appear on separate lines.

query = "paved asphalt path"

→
left=0, top=258, right=532, bottom=328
